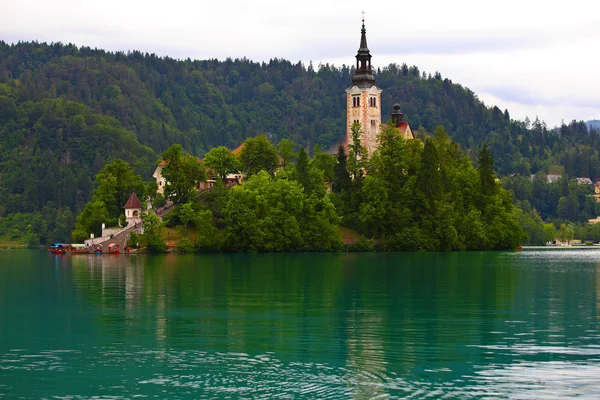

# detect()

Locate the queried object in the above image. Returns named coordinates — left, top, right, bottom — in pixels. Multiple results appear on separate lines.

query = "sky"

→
left=2, top=0, right=600, bottom=127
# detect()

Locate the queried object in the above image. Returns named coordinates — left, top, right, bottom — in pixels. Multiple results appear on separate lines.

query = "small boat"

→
left=92, top=244, right=103, bottom=254
left=49, top=243, right=68, bottom=254
left=67, top=244, right=90, bottom=254
left=108, top=243, right=120, bottom=255
left=515, top=246, right=523, bottom=251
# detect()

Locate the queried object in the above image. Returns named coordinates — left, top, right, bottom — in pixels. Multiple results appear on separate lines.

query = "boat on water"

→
left=48, top=243, right=69, bottom=254
left=92, top=244, right=103, bottom=254
left=66, top=244, right=90, bottom=254
left=108, top=243, right=120, bottom=255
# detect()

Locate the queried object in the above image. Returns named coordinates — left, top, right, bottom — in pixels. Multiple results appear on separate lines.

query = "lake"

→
left=0, top=249, right=599, bottom=399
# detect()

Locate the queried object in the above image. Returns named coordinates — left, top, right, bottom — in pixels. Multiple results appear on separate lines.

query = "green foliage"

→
left=278, top=139, right=297, bottom=166
left=239, top=135, right=279, bottom=177
left=176, top=238, right=194, bottom=253
left=203, top=146, right=239, bottom=180
left=72, top=200, right=111, bottom=242
left=2, top=42, right=597, bottom=248
left=333, top=122, right=523, bottom=251
left=557, top=223, right=575, bottom=244
left=347, top=121, right=367, bottom=180
left=333, top=145, right=351, bottom=193
left=140, top=212, right=166, bottom=253
left=161, top=144, right=206, bottom=205
left=477, top=144, right=497, bottom=197
left=223, top=171, right=341, bottom=252
left=502, top=173, right=596, bottom=225
left=344, top=235, right=376, bottom=252
left=71, top=159, right=145, bottom=240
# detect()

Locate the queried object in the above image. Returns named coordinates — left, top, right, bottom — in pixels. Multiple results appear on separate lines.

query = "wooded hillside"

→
left=0, top=41, right=598, bottom=238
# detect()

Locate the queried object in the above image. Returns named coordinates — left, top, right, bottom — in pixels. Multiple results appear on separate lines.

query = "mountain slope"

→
left=0, top=40, right=598, bottom=219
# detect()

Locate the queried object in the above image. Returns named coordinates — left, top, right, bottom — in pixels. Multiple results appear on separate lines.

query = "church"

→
left=345, top=19, right=414, bottom=156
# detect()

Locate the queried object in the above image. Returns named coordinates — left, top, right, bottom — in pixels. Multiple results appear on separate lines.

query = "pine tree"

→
left=478, top=143, right=497, bottom=197
left=333, top=144, right=351, bottom=193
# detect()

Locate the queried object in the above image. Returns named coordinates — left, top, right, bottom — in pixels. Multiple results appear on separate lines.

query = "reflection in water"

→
left=0, top=250, right=599, bottom=398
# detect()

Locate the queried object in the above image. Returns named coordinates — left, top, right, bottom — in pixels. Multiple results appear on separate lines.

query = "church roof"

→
left=123, top=192, right=143, bottom=209
left=352, top=20, right=377, bottom=89
left=358, top=21, right=369, bottom=54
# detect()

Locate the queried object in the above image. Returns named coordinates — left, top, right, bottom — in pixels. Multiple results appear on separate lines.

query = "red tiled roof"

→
left=123, top=192, right=143, bottom=209
left=232, top=143, right=245, bottom=155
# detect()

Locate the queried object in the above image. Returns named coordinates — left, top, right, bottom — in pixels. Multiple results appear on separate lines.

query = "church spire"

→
left=352, top=15, right=376, bottom=88
left=359, top=18, right=369, bottom=53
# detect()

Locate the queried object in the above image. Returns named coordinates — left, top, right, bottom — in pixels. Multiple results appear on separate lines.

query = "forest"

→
left=0, top=41, right=598, bottom=247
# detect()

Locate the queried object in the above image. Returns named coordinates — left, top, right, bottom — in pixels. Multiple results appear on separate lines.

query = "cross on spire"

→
left=361, top=10, right=365, bottom=23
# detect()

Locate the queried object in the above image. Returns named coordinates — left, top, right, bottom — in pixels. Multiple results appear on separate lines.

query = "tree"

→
left=543, top=223, right=557, bottom=244
left=557, top=223, right=574, bottom=244
left=295, top=147, right=310, bottom=190
left=311, top=145, right=335, bottom=182
left=333, top=144, right=351, bottom=193
left=94, top=159, right=145, bottom=219
left=223, top=171, right=340, bottom=252
left=140, top=212, right=166, bottom=252
left=203, top=146, right=239, bottom=181
left=161, top=144, right=206, bottom=205
left=239, top=135, right=279, bottom=177
left=72, top=200, right=111, bottom=242
left=477, top=143, right=497, bottom=197
left=347, top=121, right=367, bottom=180
left=416, top=139, right=441, bottom=212
left=278, top=138, right=297, bottom=167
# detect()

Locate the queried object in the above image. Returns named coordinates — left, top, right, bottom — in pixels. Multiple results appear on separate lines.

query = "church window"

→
left=352, top=96, right=360, bottom=108
left=371, top=119, right=376, bottom=127
left=369, top=97, right=377, bottom=107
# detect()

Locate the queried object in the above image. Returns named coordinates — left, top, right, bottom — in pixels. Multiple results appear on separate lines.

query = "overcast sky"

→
left=3, top=0, right=599, bottom=127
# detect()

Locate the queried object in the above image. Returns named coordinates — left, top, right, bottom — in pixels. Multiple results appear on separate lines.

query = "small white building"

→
left=123, top=192, right=143, bottom=225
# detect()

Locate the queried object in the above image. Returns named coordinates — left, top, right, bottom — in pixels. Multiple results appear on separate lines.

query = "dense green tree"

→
left=278, top=138, right=297, bottom=167
left=333, top=144, right=351, bottom=193
left=139, top=212, right=166, bottom=253
left=478, top=143, right=497, bottom=197
left=203, top=146, right=239, bottom=181
left=72, top=200, right=111, bottom=242
left=557, top=223, right=574, bottom=244
left=223, top=171, right=340, bottom=252
left=239, top=135, right=279, bottom=177
left=95, top=159, right=145, bottom=218
left=347, top=121, right=367, bottom=180
left=161, top=144, right=206, bottom=205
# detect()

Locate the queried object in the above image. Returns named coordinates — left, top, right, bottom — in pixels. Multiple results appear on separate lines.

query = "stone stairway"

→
left=92, top=223, right=143, bottom=253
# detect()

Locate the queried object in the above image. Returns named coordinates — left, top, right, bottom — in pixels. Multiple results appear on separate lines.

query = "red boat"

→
left=108, top=243, right=120, bottom=255
left=48, top=243, right=68, bottom=254
left=66, top=244, right=90, bottom=254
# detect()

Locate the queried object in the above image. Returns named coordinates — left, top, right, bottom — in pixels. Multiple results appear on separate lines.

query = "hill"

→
left=1, top=41, right=599, bottom=235
left=587, top=120, right=600, bottom=130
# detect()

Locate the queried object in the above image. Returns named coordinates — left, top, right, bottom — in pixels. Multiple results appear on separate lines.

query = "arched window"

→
left=369, top=97, right=377, bottom=107
left=371, top=119, right=376, bottom=127
left=352, top=96, right=360, bottom=108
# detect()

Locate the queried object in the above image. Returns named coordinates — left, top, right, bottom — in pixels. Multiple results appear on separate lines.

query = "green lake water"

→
left=0, top=249, right=599, bottom=399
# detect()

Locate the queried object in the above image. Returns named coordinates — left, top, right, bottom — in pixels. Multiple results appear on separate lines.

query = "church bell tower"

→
left=345, top=18, right=382, bottom=156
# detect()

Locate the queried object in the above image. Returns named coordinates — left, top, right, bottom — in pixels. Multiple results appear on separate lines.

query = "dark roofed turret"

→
left=391, top=103, right=404, bottom=127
